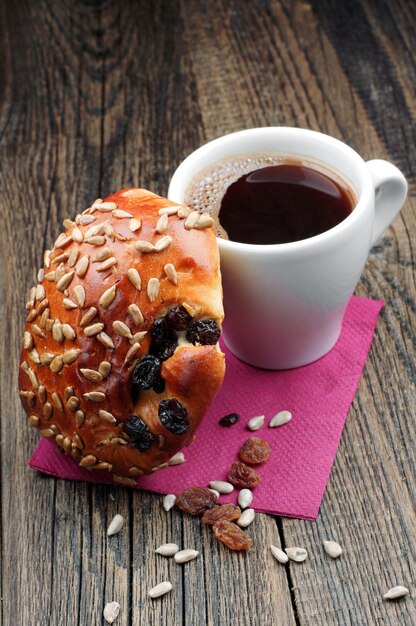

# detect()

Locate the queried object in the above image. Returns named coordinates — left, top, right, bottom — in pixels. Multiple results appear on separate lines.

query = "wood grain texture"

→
left=0, top=1, right=414, bottom=625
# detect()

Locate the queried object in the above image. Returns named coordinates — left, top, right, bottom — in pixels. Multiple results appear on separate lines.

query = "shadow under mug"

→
left=168, top=127, right=407, bottom=369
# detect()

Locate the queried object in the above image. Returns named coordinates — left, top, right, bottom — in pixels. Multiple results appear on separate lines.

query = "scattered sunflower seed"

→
left=99, top=285, right=117, bottom=309
left=237, top=508, right=255, bottom=528
left=134, top=240, right=155, bottom=253
left=184, top=211, right=199, bottom=229
left=107, top=514, right=124, bottom=536
left=127, top=268, right=141, bottom=290
left=63, top=297, right=78, bottom=310
left=97, top=257, right=117, bottom=272
left=238, top=489, right=253, bottom=509
left=129, top=217, right=141, bottom=232
left=209, top=480, right=234, bottom=494
left=75, top=255, right=89, bottom=278
left=269, top=411, right=292, bottom=428
left=62, top=323, right=76, bottom=341
left=84, top=322, right=105, bottom=337
left=270, top=545, right=289, bottom=564
left=247, top=415, right=265, bottom=431
left=97, top=201, right=117, bottom=212
left=194, top=214, right=214, bottom=229
left=112, top=320, right=132, bottom=339
left=97, top=331, right=115, bottom=349
left=285, top=547, right=308, bottom=562
left=80, top=307, right=97, bottom=327
left=113, top=208, right=132, bottom=218
left=80, top=368, right=103, bottom=383
left=148, top=581, right=172, bottom=599
left=168, top=452, right=185, bottom=466
left=208, top=489, right=220, bottom=499
left=83, top=391, right=106, bottom=402
left=147, top=277, right=160, bottom=302
left=323, top=540, right=343, bottom=558
left=163, top=494, right=176, bottom=511
left=103, top=601, right=120, bottom=624
left=383, top=586, right=409, bottom=600
left=178, top=206, right=191, bottom=218
left=174, top=549, right=199, bottom=564
left=98, top=361, right=112, bottom=378
left=158, top=206, right=178, bottom=216
left=62, top=349, right=81, bottom=364
left=164, top=263, right=178, bottom=285
left=99, top=409, right=117, bottom=424
left=85, top=235, right=106, bottom=246
left=155, top=543, right=179, bottom=557
left=155, top=213, right=169, bottom=234
left=127, top=303, right=144, bottom=326
left=23, top=331, right=33, bottom=351
left=95, top=247, right=111, bottom=262
left=73, top=285, right=86, bottom=307
left=154, top=235, right=173, bottom=252
left=72, top=227, right=83, bottom=243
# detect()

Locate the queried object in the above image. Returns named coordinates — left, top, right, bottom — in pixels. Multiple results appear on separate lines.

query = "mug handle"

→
left=366, top=159, right=408, bottom=246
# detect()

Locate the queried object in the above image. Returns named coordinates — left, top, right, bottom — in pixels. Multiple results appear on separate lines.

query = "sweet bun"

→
left=19, top=189, right=225, bottom=486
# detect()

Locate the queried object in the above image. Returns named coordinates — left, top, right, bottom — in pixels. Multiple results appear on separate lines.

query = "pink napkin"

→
left=29, top=296, right=382, bottom=520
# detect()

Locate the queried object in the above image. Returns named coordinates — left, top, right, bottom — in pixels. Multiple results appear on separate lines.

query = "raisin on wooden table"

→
left=202, top=504, right=241, bottom=526
left=212, top=519, right=253, bottom=551
left=176, top=487, right=217, bottom=515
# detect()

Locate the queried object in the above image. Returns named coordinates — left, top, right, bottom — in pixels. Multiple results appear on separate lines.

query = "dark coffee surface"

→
left=184, top=154, right=355, bottom=244
left=219, top=163, right=354, bottom=244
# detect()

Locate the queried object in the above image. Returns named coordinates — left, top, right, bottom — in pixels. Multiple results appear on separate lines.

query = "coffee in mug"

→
left=184, top=154, right=356, bottom=244
left=169, top=128, right=407, bottom=369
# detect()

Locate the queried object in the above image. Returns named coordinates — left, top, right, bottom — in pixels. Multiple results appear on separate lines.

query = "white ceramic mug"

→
left=168, top=128, right=407, bottom=369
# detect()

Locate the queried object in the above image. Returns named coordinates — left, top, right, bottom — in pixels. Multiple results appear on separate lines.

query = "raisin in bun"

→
left=19, top=189, right=225, bottom=486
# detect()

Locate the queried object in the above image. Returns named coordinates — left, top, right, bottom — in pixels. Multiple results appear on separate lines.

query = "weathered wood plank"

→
left=181, top=2, right=415, bottom=625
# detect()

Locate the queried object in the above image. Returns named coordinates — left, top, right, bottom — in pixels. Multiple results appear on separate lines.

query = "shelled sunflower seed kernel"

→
left=238, top=489, right=253, bottom=509
left=209, top=480, right=234, bottom=494
left=107, top=514, right=124, bottom=536
left=269, top=410, right=292, bottom=428
left=163, top=494, right=176, bottom=511
left=383, top=586, right=409, bottom=600
left=168, top=452, right=185, bottom=465
left=247, top=415, right=265, bottom=431
left=323, top=540, right=343, bottom=558
left=103, top=601, right=120, bottom=624
left=155, top=543, right=179, bottom=557
left=148, top=581, right=173, bottom=599
left=174, top=549, right=199, bottom=564
left=270, top=545, right=289, bottom=564
left=237, top=508, right=255, bottom=528
left=285, top=547, right=308, bottom=562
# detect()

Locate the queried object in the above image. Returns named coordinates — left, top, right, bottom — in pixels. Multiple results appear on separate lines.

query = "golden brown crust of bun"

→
left=18, top=189, right=225, bottom=485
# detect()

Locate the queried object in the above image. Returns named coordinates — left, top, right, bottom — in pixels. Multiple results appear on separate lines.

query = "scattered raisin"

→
left=219, top=412, right=240, bottom=427
left=131, top=355, right=165, bottom=399
left=123, top=415, right=156, bottom=452
left=150, top=317, right=177, bottom=360
left=212, top=519, right=253, bottom=551
left=158, top=398, right=189, bottom=435
left=165, top=306, right=193, bottom=331
left=176, top=487, right=217, bottom=515
left=228, top=461, right=261, bottom=489
left=239, top=437, right=271, bottom=465
left=202, top=504, right=241, bottom=526
left=186, top=319, right=221, bottom=345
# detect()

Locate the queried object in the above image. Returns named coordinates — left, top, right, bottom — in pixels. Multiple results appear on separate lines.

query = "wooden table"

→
left=1, top=1, right=414, bottom=624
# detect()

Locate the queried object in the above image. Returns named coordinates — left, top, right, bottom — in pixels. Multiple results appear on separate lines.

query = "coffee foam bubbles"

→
left=184, top=153, right=286, bottom=240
